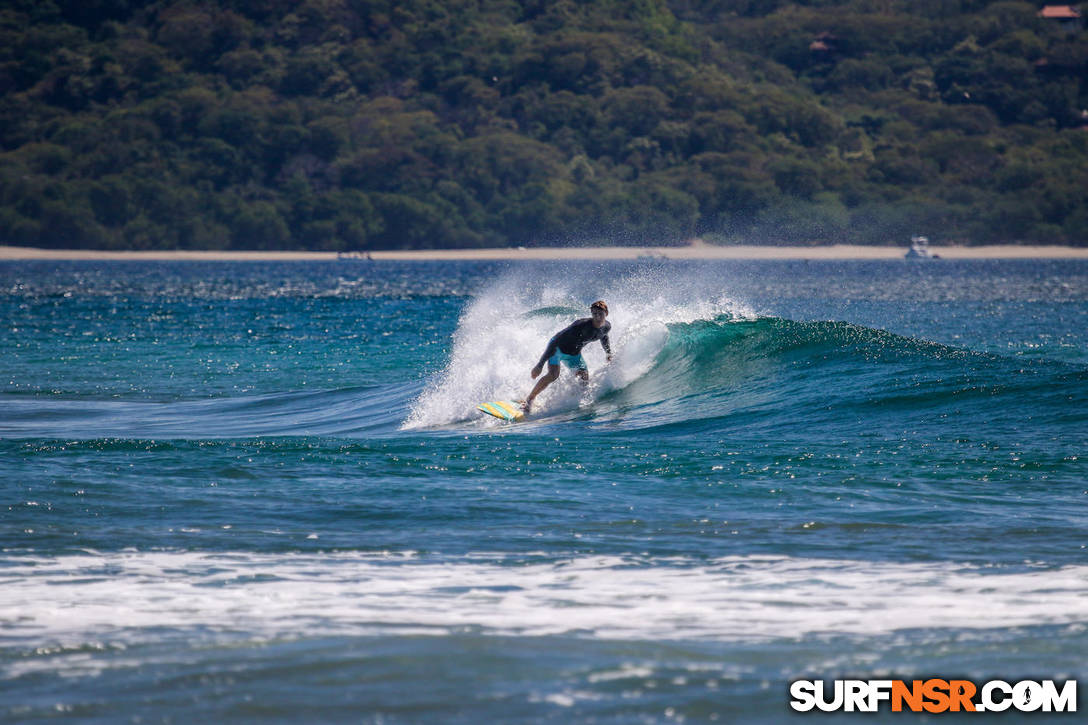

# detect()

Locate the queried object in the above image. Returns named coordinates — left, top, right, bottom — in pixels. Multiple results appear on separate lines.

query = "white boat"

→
left=905, top=235, right=939, bottom=259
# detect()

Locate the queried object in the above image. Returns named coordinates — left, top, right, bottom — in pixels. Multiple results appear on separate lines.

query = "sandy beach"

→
left=1, top=243, right=1086, bottom=262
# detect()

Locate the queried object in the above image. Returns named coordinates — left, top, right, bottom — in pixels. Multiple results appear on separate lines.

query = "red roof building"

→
left=1039, top=5, right=1083, bottom=32
left=1038, top=6, right=1081, bottom=19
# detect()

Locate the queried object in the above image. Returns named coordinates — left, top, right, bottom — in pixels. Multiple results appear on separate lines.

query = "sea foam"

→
left=3, top=551, right=1086, bottom=656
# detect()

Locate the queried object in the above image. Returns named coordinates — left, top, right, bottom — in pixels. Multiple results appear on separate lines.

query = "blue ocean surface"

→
left=2, top=258, right=1087, bottom=723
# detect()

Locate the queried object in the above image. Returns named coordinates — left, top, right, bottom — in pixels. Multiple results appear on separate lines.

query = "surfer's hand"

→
left=607, top=355, right=613, bottom=364
left=531, top=363, right=542, bottom=379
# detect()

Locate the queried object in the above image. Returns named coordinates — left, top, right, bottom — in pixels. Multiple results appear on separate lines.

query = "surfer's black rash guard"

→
left=537, top=318, right=612, bottom=366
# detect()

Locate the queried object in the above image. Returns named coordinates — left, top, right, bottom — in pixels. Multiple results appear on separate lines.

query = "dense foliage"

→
left=1, top=0, right=1087, bottom=249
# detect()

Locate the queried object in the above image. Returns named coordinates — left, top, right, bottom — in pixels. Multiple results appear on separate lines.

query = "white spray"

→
left=403, top=263, right=757, bottom=428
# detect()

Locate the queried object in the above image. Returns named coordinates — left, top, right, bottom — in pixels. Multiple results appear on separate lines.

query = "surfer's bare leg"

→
left=525, top=364, right=560, bottom=412
left=575, top=369, right=589, bottom=386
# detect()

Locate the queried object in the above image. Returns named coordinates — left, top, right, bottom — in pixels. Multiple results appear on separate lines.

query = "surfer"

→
left=523, top=300, right=612, bottom=414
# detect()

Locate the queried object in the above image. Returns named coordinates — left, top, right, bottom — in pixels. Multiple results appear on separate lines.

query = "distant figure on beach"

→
left=523, top=300, right=612, bottom=414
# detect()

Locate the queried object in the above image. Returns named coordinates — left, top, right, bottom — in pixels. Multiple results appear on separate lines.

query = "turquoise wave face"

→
left=600, top=315, right=1088, bottom=436
left=2, top=259, right=1087, bottom=723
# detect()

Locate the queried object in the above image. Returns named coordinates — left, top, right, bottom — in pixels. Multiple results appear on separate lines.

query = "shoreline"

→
left=1, top=243, right=1087, bottom=262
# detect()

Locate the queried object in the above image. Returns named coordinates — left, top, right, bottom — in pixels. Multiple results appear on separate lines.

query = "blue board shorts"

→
left=548, top=350, right=587, bottom=370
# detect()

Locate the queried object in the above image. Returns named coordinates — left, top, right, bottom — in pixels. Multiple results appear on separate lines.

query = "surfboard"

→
left=476, top=400, right=525, bottom=422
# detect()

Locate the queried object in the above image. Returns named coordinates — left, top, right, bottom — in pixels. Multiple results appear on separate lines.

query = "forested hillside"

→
left=2, top=0, right=1087, bottom=250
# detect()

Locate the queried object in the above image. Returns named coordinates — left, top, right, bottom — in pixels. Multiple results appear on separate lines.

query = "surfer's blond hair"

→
left=590, top=300, right=608, bottom=315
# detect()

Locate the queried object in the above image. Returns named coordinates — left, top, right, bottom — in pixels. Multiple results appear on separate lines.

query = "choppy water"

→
left=2, top=259, right=1086, bottom=723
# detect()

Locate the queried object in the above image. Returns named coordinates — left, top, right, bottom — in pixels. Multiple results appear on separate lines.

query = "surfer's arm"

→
left=535, top=335, right=560, bottom=369
left=600, top=334, right=613, bottom=361
left=599, top=322, right=613, bottom=360
left=537, top=320, right=580, bottom=368
left=601, top=334, right=612, bottom=360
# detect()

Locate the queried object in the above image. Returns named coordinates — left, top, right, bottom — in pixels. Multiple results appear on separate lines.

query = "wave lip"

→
left=404, top=268, right=758, bottom=428
left=4, top=552, right=1086, bottom=658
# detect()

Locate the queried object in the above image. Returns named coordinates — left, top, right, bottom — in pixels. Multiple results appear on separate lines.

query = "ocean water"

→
left=2, top=258, right=1086, bottom=723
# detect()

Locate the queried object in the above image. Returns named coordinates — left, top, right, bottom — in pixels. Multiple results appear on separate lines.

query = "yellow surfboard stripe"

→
left=477, top=400, right=524, bottom=421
